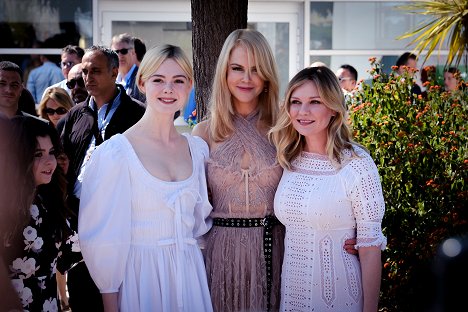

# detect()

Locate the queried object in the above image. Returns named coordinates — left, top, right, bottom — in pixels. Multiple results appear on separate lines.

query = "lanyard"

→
left=89, top=89, right=121, bottom=145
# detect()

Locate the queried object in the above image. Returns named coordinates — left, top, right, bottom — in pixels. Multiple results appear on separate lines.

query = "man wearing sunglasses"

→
left=111, top=33, right=146, bottom=103
left=336, top=64, right=358, bottom=93
left=66, top=64, right=88, bottom=104
left=40, top=45, right=85, bottom=102
left=59, top=45, right=145, bottom=312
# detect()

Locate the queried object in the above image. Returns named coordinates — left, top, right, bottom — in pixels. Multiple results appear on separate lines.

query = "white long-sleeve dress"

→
left=274, top=145, right=387, bottom=311
left=78, top=133, right=213, bottom=312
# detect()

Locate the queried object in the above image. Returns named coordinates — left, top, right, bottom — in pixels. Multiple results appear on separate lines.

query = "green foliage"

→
left=349, top=59, right=468, bottom=311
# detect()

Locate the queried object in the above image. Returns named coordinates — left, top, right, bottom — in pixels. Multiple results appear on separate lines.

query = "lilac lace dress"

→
left=203, top=111, right=284, bottom=311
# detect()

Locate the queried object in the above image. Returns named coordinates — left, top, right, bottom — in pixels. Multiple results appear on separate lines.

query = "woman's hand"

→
left=344, top=238, right=358, bottom=255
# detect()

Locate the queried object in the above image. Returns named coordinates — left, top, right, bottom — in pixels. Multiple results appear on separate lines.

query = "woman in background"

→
left=7, top=116, right=73, bottom=311
left=270, top=66, right=386, bottom=311
left=37, top=87, right=72, bottom=310
left=443, top=67, right=463, bottom=92
left=38, top=87, right=73, bottom=127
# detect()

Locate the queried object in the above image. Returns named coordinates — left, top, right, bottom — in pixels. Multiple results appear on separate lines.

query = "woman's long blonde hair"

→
left=269, top=66, right=361, bottom=170
left=208, top=29, right=279, bottom=142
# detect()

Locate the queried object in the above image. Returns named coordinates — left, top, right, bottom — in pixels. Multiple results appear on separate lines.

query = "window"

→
left=308, top=1, right=453, bottom=81
left=0, top=0, right=92, bottom=79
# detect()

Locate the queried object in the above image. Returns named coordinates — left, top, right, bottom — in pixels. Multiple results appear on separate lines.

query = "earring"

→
left=264, top=87, right=268, bottom=93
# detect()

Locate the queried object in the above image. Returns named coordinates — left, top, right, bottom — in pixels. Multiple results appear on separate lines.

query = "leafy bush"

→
left=349, top=59, right=468, bottom=311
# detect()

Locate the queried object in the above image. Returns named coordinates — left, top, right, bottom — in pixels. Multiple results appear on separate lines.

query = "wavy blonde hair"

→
left=269, top=66, right=361, bottom=170
left=137, top=44, right=193, bottom=94
left=208, top=29, right=279, bottom=142
left=38, top=87, right=73, bottom=123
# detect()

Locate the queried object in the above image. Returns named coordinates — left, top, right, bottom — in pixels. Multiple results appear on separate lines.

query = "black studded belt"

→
left=212, top=216, right=280, bottom=311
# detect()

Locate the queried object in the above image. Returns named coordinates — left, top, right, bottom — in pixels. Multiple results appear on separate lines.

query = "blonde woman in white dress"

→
left=270, top=66, right=386, bottom=312
left=78, top=45, right=213, bottom=312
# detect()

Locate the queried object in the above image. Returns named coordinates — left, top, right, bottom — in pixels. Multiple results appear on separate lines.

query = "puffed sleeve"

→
left=190, top=135, right=213, bottom=244
left=348, top=147, right=387, bottom=251
left=78, top=136, right=131, bottom=293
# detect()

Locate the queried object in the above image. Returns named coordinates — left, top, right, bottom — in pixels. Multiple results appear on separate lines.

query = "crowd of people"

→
left=0, top=28, right=463, bottom=312
left=333, top=52, right=465, bottom=102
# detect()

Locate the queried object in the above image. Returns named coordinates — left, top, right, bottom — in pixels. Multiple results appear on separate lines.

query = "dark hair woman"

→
left=7, top=116, right=76, bottom=311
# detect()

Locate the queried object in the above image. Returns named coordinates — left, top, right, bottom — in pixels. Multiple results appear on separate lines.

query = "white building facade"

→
left=0, top=0, right=454, bottom=93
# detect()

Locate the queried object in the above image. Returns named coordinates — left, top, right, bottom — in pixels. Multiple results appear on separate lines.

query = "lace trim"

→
left=319, top=235, right=336, bottom=306
left=356, top=222, right=387, bottom=251
left=290, top=166, right=338, bottom=176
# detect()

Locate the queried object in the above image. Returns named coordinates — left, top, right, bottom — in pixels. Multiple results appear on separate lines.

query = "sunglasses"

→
left=113, top=48, right=133, bottom=55
left=44, top=107, right=68, bottom=116
left=61, top=61, right=75, bottom=69
left=338, top=77, right=353, bottom=82
left=66, top=77, right=85, bottom=89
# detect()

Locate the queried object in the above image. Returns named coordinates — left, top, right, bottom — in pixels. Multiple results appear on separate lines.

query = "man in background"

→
left=0, top=61, right=24, bottom=118
left=42, top=45, right=85, bottom=100
left=110, top=33, right=145, bottom=103
left=395, top=52, right=422, bottom=96
left=336, top=64, right=358, bottom=94
left=66, top=63, right=88, bottom=104
left=26, top=42, right=64, bottom=104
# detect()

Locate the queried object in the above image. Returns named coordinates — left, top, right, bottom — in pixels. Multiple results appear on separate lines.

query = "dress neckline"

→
left=301, top=151, right=330, bottom=160
left=234, top=108, right=259, bottom=122
left=117, top=133, right=196, bottom=184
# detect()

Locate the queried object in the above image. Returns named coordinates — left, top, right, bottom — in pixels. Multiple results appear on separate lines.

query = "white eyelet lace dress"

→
left=274, top=146, right=386, bottom=311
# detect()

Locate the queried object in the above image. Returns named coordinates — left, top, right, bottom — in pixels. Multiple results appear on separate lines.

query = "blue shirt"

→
left=27, top=61, right=64, bottom=103
left=183, top=88, right=196, bottom=122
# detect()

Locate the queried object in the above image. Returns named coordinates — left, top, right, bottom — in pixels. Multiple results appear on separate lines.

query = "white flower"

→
left=20, top=286, right=33, bottom=306
left=43, top=298, right=58, bottom=312
left=30, top=205, right=40, bottom=220
left=23, top=226, right=37, bottom=242
left=69, top=233, right=81, bottom=252
left=11, top=257, right=26, bottom=272
left=32, top=237, right=44, bottom=251
left=11, top=278, right=24, bottom=292
left=21, top=258, right=38, bottom=276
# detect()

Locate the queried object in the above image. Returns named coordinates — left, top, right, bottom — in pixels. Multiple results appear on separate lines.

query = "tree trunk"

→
left=191, top=0, right=248, bottom=121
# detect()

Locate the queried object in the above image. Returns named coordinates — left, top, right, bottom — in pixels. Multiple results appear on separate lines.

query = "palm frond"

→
left=396, top=0, right=468, bottom=66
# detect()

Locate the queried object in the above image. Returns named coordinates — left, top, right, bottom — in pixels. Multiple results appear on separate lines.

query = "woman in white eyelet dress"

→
left=270, top=66, right=386, bottom=312
left=78, top=45, right=213, bottom=312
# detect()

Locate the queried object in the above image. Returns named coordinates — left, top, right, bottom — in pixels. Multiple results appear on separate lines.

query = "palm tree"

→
left=398, top=0, right=468, bottom=66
